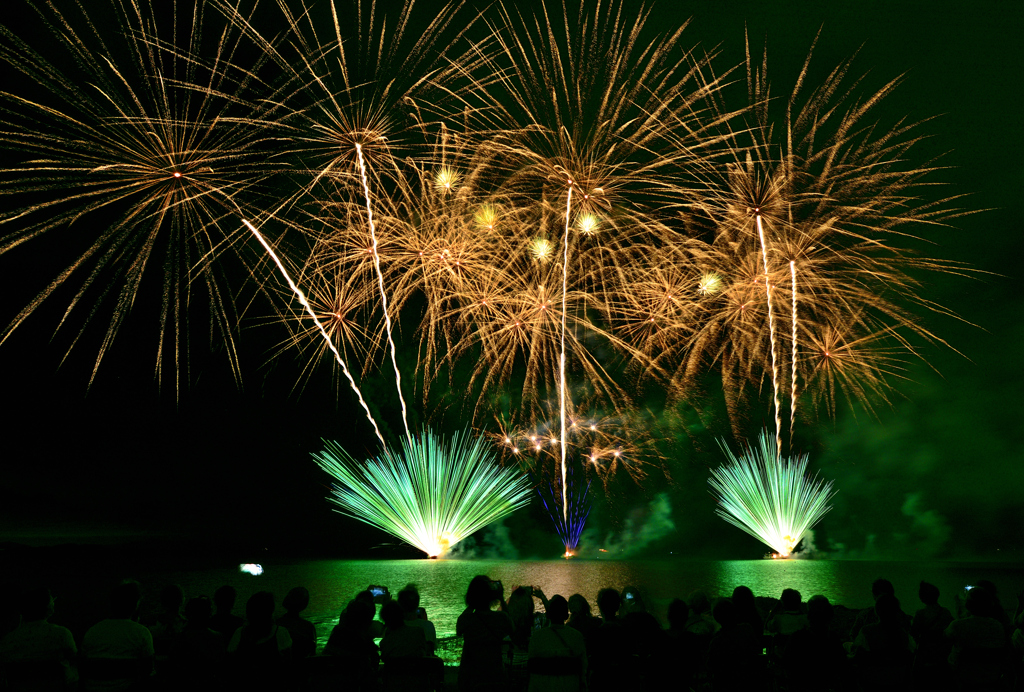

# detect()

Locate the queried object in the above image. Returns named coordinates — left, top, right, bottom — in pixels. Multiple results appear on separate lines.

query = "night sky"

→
left=1, top=0, right=1021, bottom=561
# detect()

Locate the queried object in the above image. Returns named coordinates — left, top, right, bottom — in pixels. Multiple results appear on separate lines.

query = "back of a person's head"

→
left=160, top=584, right=185, bottom=612
left=344, top=599, right=374, bottom=631
left=110, top=581, right=142, bottom=619
left=567, top=594, right=590, bottom=617
left=546, top=595, right=569, bottom=625
left=807, top=595, right=833, bottom=628
left=597, top=588, right=621, bottom=617
left=965, top=586, right=994, bottom=617
left=282, top=586, right=310, bottom=614
left=712, top=598, right=737, bottom=628
left=918, top=581, right=940, bottom=606
left=624, top=611, right=662, bottom=641
left=213, top=585, right=236, bottom=612
left=667, top=598, right=690, bottom=628
left=466, top=575, right=496, bottom=611
left=246, top=591, right=276, bottom=627
left=20, top=587, right=53, bottom=622
left=874, top=593, right=901, bottom=623
left=381, top=601, right=405, bottom=629
left=872, top=578, right=895, bottom=599
left=687, top=590, right=709, bottom=615
left=184, top=597, right=212, bottom=627
left=780, top=588, right=802, bottom=611
left=731, top=585, right=755, bottom=610
left=975, top=580, right=1000, bottom=605
left=397, top=586, right=420, bottom=613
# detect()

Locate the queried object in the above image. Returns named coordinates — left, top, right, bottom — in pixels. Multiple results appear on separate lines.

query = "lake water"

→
left=134, top=558, right=1023, bottom=653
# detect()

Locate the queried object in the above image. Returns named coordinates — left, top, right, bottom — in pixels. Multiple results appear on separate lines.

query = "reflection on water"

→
left=139, top=558, right=1024, bottom=655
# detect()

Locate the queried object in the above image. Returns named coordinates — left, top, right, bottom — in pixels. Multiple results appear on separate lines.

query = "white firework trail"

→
left=756, top=213, right=783, bottom=458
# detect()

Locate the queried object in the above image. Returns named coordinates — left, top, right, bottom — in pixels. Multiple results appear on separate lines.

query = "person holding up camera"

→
left=457, top=575, right=513, bottom=691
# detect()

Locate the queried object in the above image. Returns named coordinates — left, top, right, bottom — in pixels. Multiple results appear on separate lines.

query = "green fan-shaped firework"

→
left=709, top=432, right=835, bottom=557
left=313, top=429, right=532, bottom=557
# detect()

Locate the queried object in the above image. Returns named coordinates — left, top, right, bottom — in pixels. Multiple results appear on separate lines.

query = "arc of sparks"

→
left=242, top=219, right=386, bottom=447
left=756, top=213, right=783, bottom=458
left=355, top=143, right=411, bottom=441
left=559, top=183, right=573, bottom=523
left=790, top=260, right=798, bottom=446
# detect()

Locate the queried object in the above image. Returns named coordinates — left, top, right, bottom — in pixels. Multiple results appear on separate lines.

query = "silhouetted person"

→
left=707, top=598, right=760, bottom=691
left=322, top=598, right=379, bottom=691
left=767, top=588, right=809, bottom=636
left=624, top=610, right=671, bottom=691
left=783, top=595, right=848, bottom=692
left=620, top=586, right=646, bottom=616
left=277, top=586, right=316, bottom=659
left=528, top=595, right=587, bottom=692
left=566, top=594, right=600, bottom=653
left=168, top=596, right=226, bottom=686
left=731, top=585, right=764, bottom=634
left=589, top=587, right=631, bottom=692
left=80, top=580, right=154, bottom=692
left=851, top=578, right=910, bottom=639
left=228, top=591, right=292, bottom=690
left=398, top=584, right=437, bottom=655
left=507, top=585, right=538, bottom=653
left=353, top=588, right=386, bottom=638
left=380, top=601, right=428, bottom=660
left=146, top=583, right=186, bottom=656
left=665, top=598, right=702, bottom=690
left=852, top=593, right=913, bottom=691
left=684, top=589, right=717, bottom=658
left=209, top=585, right=244, bottom=640
left=911, top=581, right=953, bottom=689
left=973, top=579, right=1013, bottom=639
left=0, top=586, right=77, bottom=691
left=945, top=586, right=1006, bottom=689
left=456, top=575, right=512, bottom=692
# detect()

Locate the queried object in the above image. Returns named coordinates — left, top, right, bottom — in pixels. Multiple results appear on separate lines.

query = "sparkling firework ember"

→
left=537, top=466, right=592, bottom=557
left=709, top=431, right=835, bottom=558
left=313, top=429, right=532, bottom=558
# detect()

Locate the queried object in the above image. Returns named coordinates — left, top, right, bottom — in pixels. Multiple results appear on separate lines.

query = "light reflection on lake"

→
left=147, top=558, right=1024, bottom=654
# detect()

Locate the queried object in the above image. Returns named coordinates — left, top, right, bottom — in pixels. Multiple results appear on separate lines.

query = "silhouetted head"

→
left=20, top=587, right=54, bottom=622
left=160, top=584, right=185, bottom=614
left=184, top=597, right=212, bottom=627
left=732, top=585, right=755, bottom=611
left=712, top=598, right=737, bottom=628
left=397, top=585, right=420, bottom=613
left=918, top=581, right=940, bottom=606
left=245, top=591, right=276, bottom=629
left=597, top=588, right=621, bottom=618
left=975, top=580, right=1001, bottom=607
left=874, top=593, right=901, bottom=623
left=344, top=599, right=374, bottom=631
left=110, top=581, right=142, bottom=619
left=807, top=595, right=833, bottom=629
left=667, top=598, right=690, bottom=629
left=354, top=590, right=377, bottom=615
left=871, top=578, right=895, bottom=600
left=687, top=590, right=710, bottom=615
left=567, top=594, right=590, bottom=618
left=546, top=595, right=569, bottom=625
left=283, top=587, right=310, bottom=614
left=965, top=587, right=995, bottom=617
left=780, top=588, right=802, bottom=611
left=213, top=585, right=236, bottom=613
left=381, top=601, right=405, bottom=629
left=466, top=575, right=498, bottom=611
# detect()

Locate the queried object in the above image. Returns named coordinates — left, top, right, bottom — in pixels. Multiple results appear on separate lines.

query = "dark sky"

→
left=1, top=0, right=1021, bottom=560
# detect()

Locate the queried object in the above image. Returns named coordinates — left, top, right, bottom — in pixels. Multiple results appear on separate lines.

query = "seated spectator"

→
left=527, top=595, right=587, bottom=692
left=146, top=583, right=186, bottom=656
left=974, top=579, right=1013, bottom=639
left=456, top=575, right=513, bottom=692
left=80, top=580, right=154, bottom=692
left=665, top=598, right=702, bottom=689
left=277, top=586, right=317, bottom=659
left=228, top=591, right=292, bottom=688
left=168, top=596, right=226, bottom=685
left=767, top=588, right=809, bottom=636
left=322, top=598, right=381, bottom=683
left=209, top=585, right=244, bottom=640
left=566, top=594, right=600, bottom=650
left=911, top=580, right=953, bottom=685
left=684, top=590, right=717, bottom=641
left=352, top=589, right=386, bottom=639
left=707, top=598, right=760, bottom=691
left=0, top=586, right=77, bottom=691
left=945, top=586, right=1006, bottom=687
left=380, top=601, right=429, bottom=660
left=851, top=578, right=911, bottom=639
left=731, top=585, right=764, bottom=634
left=852, top=593, right=913, bottom=690
left=398, top=584, right=437, bottom=655
left=589, top=588, right=631, bottom=692
left=507, top=585, right=537, bottom=652
left=783, top=595, right=847, bottom=692
left=624, top=610, right=671, bottom=691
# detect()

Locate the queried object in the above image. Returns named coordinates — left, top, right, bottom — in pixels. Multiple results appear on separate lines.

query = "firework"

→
left=537, top=466, right=592, bottom=557
left=709, top=431, right=835, bottom=557
left=313, top=429, right=532, bottom=558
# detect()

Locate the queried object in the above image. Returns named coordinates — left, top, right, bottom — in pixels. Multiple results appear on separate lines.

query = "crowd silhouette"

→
left=1, top=572, right=1022, bottom=691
